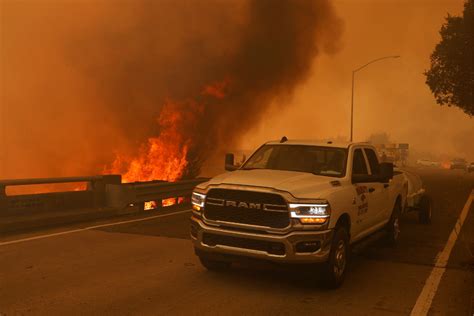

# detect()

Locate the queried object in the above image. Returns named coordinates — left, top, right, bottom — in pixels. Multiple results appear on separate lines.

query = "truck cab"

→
left=190, top=140, right=407, bottom=287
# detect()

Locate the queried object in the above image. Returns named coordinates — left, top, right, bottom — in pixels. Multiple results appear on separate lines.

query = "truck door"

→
left=351, top=148, right=371, bottom=235
left=364, top=148, right=390, bottom=228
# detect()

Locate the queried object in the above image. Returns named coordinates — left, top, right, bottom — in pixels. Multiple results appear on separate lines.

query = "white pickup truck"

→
left=190, top=139, right=426, bottom=288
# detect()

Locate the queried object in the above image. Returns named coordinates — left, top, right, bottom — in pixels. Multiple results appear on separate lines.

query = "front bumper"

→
left=190, top=216, right=333, bottom=263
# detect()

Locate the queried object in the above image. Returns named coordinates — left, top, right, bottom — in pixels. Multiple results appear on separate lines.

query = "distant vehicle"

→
left=450, top=158, right=467, bottom=170
left=467, top=162, right=474, bottom=173
left=374, top=143, right=409, bottom=166
left=416, top=159, right=440, bottom=167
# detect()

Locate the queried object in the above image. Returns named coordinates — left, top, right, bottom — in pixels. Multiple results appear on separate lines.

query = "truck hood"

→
left=203, top=169, right=342, bottom=198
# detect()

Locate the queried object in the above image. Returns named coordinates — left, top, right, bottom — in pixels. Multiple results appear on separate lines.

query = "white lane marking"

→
left=0, top=209, right=192, bottom=247
left=410, top=190, right=474, bottom=316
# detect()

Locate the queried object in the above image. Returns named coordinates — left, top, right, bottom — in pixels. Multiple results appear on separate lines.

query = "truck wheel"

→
left=418, top=195, right=432, bottom=224
left=322, top=227, right=349, bottom=289
left=386, top=202, right=401, bottom=246
left=199, top=256, right=231, bottom=271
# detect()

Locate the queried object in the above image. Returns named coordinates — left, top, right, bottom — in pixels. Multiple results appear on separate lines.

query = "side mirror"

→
left=225, top=153, right=238, bottom=171
left=380, top=162, right=394, bottom=182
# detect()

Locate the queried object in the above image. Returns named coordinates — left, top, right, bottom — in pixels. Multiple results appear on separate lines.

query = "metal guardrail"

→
left=106, top=178, right=209, bottom=209
left=0, top=176, right=114, bottom=186
left=0, top=175, right=208, bottom=213
left=0, top=175, right=121, bottom=213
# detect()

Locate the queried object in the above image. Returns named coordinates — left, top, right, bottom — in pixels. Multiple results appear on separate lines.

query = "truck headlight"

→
left=191, top=192, right=206, bottom=212
left=289, top=202, right=330, bottom=224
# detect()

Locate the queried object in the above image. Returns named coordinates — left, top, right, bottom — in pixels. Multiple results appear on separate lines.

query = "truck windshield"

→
left=241, top=145, right=347, bottom=177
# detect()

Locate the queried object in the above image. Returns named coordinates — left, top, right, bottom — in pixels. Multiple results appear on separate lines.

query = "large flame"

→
left=107, top=80, right=227, bottom=182
left=107, top=100, right=193, bottom=182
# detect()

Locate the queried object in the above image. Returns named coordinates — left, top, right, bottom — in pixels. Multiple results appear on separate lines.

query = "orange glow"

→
left=162, top=198, right=177, bottom=207
left=300, top=218, right=327, bottom=224
left=144, top=201, right=158, bottom=211
left=201, top=78, right=230, bottom=99
left=73, top=184, right=87, bottom=191
left=6, top=182, right=88, bottom=196
left=441, top=161, right=451, bottom=169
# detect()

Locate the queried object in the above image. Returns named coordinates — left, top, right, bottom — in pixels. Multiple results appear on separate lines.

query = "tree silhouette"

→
left=425, top=0, right=473, bottom=116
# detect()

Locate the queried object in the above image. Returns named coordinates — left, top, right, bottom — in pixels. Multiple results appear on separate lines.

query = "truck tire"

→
left=322, top=227, right=349, bottom=289
left=386, top=202, right=401, bottom=246
left=199, top=256, right=231, bottom=271
left=418, top=195, right=432, bottom=224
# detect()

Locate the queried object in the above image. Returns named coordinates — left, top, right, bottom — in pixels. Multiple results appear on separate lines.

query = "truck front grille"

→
left=203, top=189, right=289, bottom=229
left=202, top=233, right=286, bottom=256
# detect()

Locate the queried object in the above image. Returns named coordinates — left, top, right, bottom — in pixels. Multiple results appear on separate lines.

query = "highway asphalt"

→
left=0, top=168, right=473, bottom=315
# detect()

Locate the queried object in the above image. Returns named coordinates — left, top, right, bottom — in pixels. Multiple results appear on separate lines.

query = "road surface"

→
left=1, top=168, right=473, bottom=315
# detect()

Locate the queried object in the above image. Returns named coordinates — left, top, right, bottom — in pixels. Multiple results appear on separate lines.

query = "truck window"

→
left=352, top=149, right=368, bottom=175
left=364, top=148, right=381, bottom=175
left=244, top=146, right=274, bottom=169
left=242, top=145, right=347, bottom=177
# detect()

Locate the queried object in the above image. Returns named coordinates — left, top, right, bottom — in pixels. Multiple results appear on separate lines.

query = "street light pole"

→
left=350, top=71, right=355, bottom=143
left=350, top=55, right=400, bottom=142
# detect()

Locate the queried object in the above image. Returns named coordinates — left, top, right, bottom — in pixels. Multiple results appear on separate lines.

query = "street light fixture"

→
left=350, top=55, right=400, bottom=142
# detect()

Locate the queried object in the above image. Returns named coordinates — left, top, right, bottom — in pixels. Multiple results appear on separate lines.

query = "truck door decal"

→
left=355, top=185, right=369, bottom=216
left=356, top=185, right=368, bottom=195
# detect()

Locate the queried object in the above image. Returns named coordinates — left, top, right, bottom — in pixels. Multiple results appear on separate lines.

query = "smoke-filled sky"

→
left=0, top=0, right=472, bottom=180
left=243, top=0, right=473, bottom=160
